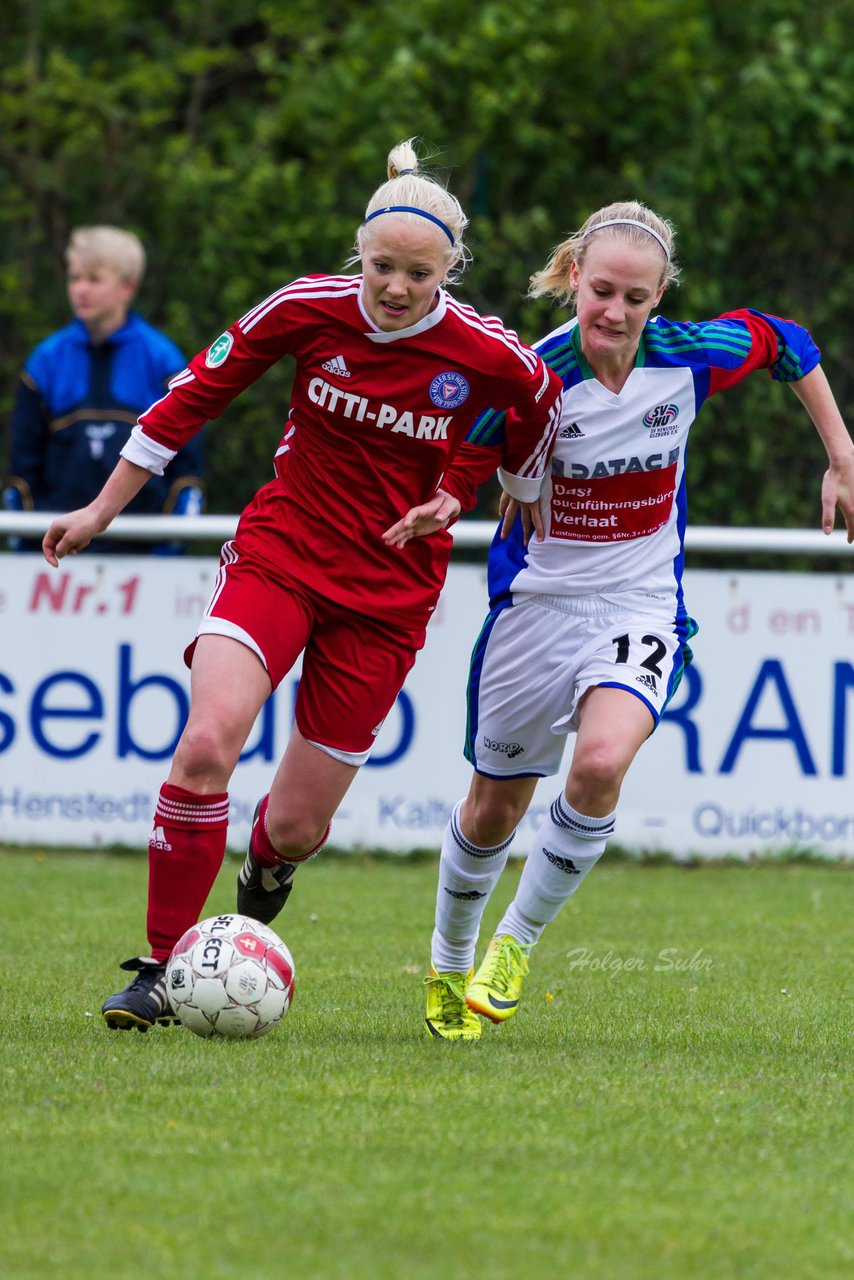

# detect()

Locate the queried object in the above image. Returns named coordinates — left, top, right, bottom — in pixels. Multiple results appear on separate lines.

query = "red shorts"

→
left=186, top=541, right=426, bottom=762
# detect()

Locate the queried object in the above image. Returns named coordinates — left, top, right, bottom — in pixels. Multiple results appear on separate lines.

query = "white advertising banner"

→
left=1, top=553, right=852, bottom=858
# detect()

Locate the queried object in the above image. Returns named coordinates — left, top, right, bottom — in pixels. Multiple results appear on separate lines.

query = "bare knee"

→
left=568, top=740, right=627, bottom=810
left=171, top=723, right=238, bottom=791
left=266, top=806, right=329, bottom=861
left=462, top=788, right=529, bottom=849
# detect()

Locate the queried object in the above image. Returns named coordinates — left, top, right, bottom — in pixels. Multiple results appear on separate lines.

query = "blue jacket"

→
left=9, top=312, right=205, bottom=514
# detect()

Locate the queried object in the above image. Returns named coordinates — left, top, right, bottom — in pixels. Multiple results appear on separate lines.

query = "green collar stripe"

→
left=569, top=323, right=646, bottom=376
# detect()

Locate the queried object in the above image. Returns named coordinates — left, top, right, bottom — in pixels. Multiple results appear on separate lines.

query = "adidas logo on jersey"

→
left=321, top=354, right=351, bottom=378
left=149, top=825, right=173, bottom=852
left=559, top=421, right=585, bottom=439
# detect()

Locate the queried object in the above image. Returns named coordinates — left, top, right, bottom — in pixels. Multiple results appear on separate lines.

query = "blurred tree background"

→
left=1, top=0, right=852, bottom=527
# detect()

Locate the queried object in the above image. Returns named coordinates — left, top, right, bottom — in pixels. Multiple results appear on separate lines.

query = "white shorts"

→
left=465, top=591, right=696, bottom=779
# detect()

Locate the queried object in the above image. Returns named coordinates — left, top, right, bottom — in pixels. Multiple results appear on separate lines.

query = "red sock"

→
left=147, top=784, right=230, bottom=962
left=252, top=793, right=331, bottom=867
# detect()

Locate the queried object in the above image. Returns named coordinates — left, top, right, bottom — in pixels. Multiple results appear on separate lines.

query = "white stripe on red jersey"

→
left=446, top=296, right=539, bottom=374
left=240, top=276, right=362, bottom=332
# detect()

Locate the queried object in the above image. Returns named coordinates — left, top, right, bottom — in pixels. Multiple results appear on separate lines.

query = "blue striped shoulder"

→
left=532, top=317, right=584, bottom=386
left=643, top=310, right=820, bottom=382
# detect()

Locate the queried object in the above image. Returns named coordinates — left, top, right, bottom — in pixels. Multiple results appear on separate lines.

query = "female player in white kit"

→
left=43, top=139, right=562, bottom=1031
left=425, top=199, right=854, bottom=1040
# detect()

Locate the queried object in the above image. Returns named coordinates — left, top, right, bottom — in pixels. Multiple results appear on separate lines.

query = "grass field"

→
left=0, top=848, right=851, bottom=1280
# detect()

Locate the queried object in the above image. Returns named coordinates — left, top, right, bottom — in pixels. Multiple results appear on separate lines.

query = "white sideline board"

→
left=1, top=553, right=853, bottom=858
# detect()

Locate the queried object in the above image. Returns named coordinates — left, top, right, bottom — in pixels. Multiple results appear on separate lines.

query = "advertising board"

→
left=1, top=554, right=852, bottom=857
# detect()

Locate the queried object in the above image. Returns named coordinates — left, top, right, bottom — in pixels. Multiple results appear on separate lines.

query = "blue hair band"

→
left=364, top=205, right=455, bottom=247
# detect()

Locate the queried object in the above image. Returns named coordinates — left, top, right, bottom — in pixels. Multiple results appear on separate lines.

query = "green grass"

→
left=0, top=849, right=851, bottom=1280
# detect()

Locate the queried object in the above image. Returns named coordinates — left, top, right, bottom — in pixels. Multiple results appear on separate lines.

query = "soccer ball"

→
left=166, top=914, right=296, bottom=1039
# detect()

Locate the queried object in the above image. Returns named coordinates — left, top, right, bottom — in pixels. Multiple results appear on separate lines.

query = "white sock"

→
left=431, top=801, right=516, bottom=973
left=497, top=795, right=614, bottom=947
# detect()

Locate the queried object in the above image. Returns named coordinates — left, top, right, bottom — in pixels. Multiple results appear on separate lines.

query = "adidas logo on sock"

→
left=321, top=354, right=351, bottom=378
left=149, top=824, right=173, bottom=853
left=542, top=847, right=580, bottom=874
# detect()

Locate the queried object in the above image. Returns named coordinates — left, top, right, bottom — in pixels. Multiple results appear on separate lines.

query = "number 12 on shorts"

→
left=611, top=632, right=667, bottom=677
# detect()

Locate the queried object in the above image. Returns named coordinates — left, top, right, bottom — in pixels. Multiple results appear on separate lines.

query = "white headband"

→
left=584, top=217, right=670, bottom=261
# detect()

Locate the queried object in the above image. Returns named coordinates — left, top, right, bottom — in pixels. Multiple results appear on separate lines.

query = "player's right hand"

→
left=42, top=509, right=102, bottom=566
left=382, top=489, right=461, bottom=549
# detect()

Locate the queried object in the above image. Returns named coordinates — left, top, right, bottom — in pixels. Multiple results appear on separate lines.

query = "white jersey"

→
left=462, top=308, right=821, bottom=774
left=486, top=308, right=821, bottom=617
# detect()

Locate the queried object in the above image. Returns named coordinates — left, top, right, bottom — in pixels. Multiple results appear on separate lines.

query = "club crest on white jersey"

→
left=643, top=402, right=680, bottom=436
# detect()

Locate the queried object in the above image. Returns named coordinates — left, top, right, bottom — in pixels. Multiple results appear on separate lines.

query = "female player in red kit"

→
left=43, top=139, right=562, bottom=1030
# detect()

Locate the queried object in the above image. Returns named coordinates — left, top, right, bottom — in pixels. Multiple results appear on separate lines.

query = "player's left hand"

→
left=499, top=491, right=544, bottom=543
left=382, top=489, right=461, bottom=549
left=822, top=460, right=854, bottom=542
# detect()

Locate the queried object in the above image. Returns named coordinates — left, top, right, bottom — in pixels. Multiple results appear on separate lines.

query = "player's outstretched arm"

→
left=42, top=458, right=153, bottom=566
left=381, top=489, right=461, bottom=550
left=789, top=365, right=854, bottom=542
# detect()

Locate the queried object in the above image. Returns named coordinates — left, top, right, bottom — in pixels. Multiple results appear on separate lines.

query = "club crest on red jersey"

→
left=429, top=371, right=469, bottom=408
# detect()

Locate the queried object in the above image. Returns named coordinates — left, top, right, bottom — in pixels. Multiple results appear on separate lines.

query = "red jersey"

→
left=123, top=274, right=561, bottom=626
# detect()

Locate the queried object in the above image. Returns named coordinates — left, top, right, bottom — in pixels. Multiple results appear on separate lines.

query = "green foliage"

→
left=1, top=0, right=852, bottom=519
